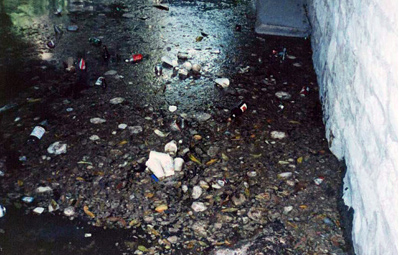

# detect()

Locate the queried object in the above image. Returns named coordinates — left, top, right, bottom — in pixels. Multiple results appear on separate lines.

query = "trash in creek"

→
left=145, top=151, right=175, bottom=179
left=47, top=141, right=67, bottom=155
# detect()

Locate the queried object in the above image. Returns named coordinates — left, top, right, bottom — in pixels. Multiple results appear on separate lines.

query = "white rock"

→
left=164, top=140, right=177, bottom=155
left=275, top=91, right=291, bottom=100
left=215, top=78, right=230, bottom=88
left=178, top=68, right=188, bottom=80
left=191, top=202, right=207, bottom=212
left=110, top=97, right=125, bottom=104
left=182, top=185, right=188, bottom=193
left=271, top=131, right=287, bottom=139
left=277, top=172, right=293, bottom=179
left=90, top=118, right=106, bottom=124
left=192, top=64, right=201, bottom=73
left=167, top=236, right=178, bottom=243
left=36, top=186, right=52, bottom=193
left=84, top=233, right=92, bottom=238
left=211, top=183, right=222, bottom=189
left=118, top=123, right=128, bottom=129
left=183, top=62, right=192, bottom=71
left=168, top=105, right=177, bottom=112
left=284, top=206, right=293, bottom=214
left=154, top=129, right=169, bottom=137
left=192, top=186, right=202, bottom=199
left=129, top=126, right=143, bottom=134
left=90, top=135, right=100, bottom=141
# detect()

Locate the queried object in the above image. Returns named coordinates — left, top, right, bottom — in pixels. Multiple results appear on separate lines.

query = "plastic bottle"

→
left=229, top=102, right=248, bottom=121
left=27, top=120, right=48, bottom=144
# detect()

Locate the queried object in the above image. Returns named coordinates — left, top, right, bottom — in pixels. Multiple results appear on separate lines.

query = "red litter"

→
left=131, top=54, right=143, bottom=62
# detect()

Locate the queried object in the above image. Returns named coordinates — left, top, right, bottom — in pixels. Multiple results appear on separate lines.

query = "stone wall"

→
left=307, top=0, right=398, bottom=254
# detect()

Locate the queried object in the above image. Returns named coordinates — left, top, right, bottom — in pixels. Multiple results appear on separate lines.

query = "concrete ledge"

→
left=255, top=0, right=310, bottom=37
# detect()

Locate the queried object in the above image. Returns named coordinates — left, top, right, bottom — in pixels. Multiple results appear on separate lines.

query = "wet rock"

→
left=90, top=118, right=106, bottom=124
left=128, top=126, right=143, bottom=134
left=33, top=207, right=45, bottom=214
left=168, top=105, right=177, bottom=112
left=118, top=123, right=128, bottom=130
left=283, top=206, right=293, bottom=215
left=178, top=68, right=188, bottom=79
left=194, top=112, right=211, bottom=122
left=164, top=140, right=177, bottom=156
left=177, top=51, right=189, bottom=60
left=167, top=236, right=178, bottom=243
left=207, top=146, right=220, bottom=157
left=271, top=131, right=287, bottom=139
left=232, top=193, right=246, bottom=206
left=215, top=78, right=230, bottom=88
left=192, top=186, right=202, bottom=199
left=89, top=135, right=100, bottom=141
left=277, top=172, right=293, bottom=179
left=275, top=91, right=291, bottom=100
left=104, top=70, right=118, bottom=76
left=110, top=97, right=125, bottom=104
left=192, top=63, right=201, bottom=73
left=191, top=202, right=207, bottom=212
left=36, top=186, right=52, bottom=193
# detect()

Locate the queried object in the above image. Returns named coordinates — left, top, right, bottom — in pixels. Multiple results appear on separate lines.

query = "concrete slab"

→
left=255, top=0, right=310, bottom=37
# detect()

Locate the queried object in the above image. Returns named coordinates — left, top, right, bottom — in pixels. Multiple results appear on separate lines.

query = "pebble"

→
left=33, top=207, right=45, bottom=214
left=275, top=91, right=291, bottom=100
left=232, top=194, right=246, bottom=206
left=90, top=118, right=106, bottom=124
left=191, top=202, right=207, bottom=212
left=118, top=123, right=128, bottom=130
left=128, top=126, right=143, bottom=134
left=215, top=78, right=230, bottom=88
left=192, top=63, right=201, bottom=73
left=110, top=97, right=125, bottom=104
left=168, top=105, right=177, bottom=112
left=283, top=206, right=293, bottom=214
left=271, top=131, right=287, bottom=139
left=167, top=236, right=178, bottom=243
left=192, top=186, right=202, bottom=199
left=277, top=172, right=293, bottom=179
left=104, top=70, right=118, bottom=76
left=89, top=135, right=100, bottom=141
left=195, top=112, right=211, bottom=122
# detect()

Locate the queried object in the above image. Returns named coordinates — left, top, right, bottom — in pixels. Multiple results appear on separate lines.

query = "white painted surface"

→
left=307, top=0, right=398, bottom=254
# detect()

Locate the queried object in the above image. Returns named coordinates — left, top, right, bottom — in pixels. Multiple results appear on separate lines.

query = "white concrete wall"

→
left=307, top=0, right=398, bottom=254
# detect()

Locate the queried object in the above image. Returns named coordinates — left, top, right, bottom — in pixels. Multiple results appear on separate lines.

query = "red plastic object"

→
left=132, top=54, right=143, bottom=62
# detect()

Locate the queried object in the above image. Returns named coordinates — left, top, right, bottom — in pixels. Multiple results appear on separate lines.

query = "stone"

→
left=128, top=126, right=143, bottom=134
left=275, top=91, right=291, bottom=100
left=167, top=236, right=178, bottom=243
left=283, top=206, right=293, bottom=214
left=168, top=105, right=177, bottom=112
left=271, top=131, right=287, bottom=139
left=90, top=135, right=100, bottom=141
left=104, top=70, right=117, bottom=76
left=118, top=123, right=128, bottom=130
left=192, top=186, right=202, bottom=199
left=232, top=194, right=246, bottom=206
left=207, top=146, right=219, bottom=157
left=110, top=97, right=125, bottom=104
left=191, top=202, right=207, bottom=212
left=195, top=112, right=211, bottom=122
left=215, top=78, right=230, bottom=88
left=90, top=118, right=106, bottom=124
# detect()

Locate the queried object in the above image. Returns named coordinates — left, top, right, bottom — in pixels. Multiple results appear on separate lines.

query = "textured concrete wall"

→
left=307, top=0, right=398, bottom=254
